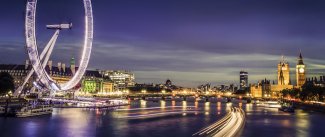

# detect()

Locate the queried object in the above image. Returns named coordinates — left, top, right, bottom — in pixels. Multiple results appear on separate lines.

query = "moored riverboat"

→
left=13, top=104, right=53, bottom=117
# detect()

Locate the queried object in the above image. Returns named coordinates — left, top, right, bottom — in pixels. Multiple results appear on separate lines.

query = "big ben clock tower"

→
left=296, top=51, right=306, bottom=87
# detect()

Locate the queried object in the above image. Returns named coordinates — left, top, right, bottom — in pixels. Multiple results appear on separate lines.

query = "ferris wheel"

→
left=22, top=0, right=93, bottom=94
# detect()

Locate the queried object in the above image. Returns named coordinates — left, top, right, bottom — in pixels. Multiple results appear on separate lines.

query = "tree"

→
left=299, top=82, right=325, bottom=102
left=0, top=72, right=15, bottom=96
left=280, top=88, right=299, bottom=99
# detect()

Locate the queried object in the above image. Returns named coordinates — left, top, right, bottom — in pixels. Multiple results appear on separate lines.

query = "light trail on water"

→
left=115, top=106, right=202, bottom=119
left=115, top=106, right=196, bottom=111
left=192, top=107, right=245, bottom=137
left=117, top=110, right=201, bottom=119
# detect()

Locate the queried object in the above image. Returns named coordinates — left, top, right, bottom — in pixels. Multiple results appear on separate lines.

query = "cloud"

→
left=1, top=34, right=325, bottom=87
left=2, top=0, right=325, bottom=87
left=85, top=41, right=325, bottom=86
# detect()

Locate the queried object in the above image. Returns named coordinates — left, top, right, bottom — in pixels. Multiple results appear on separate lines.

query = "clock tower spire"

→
left=296, top=50, right=306, bottom=87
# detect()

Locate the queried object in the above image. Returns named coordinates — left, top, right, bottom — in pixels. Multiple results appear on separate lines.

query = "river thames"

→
left=1, top=100, right=325, bottom=137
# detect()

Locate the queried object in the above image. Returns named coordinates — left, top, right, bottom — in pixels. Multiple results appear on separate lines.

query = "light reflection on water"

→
left=172, top=101, right=176, bottom=107
left=295, top=110, right=310, bottom=137
left=245, top=103, right=253, bottom=112
left=194, top=101, right=198, bottom=109
left=52, top=109, right=96, bottom=137
left=140, top=100, right=146, bottom=108
left=182, top=101, right=187, bottom=110
left=204, top=102, right=210, bottom=111
left=1, top=100, right=325, bottom=137
left=217, top=102, right=221, bottom=115
left=226, top=102, right=232, bottom=111
left=160, top=100, right=166, bottom=108
left=24, top=121, right=38, bottom=137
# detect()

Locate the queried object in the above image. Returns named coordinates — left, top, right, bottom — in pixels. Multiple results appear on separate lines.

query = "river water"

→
left=1, top=100, right=325, bottom=137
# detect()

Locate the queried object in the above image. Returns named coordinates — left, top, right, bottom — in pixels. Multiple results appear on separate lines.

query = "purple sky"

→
left=1, top=0, right=325, bottom=87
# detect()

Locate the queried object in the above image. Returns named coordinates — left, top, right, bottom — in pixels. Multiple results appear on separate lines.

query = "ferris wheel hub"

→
left=46, top=23, right=72, bottom=30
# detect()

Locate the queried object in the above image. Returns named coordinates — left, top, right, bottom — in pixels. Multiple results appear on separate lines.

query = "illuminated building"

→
left=250, top=79, right=271, bottom=98
left=304, top=76, right=325, bottom=87
left=99, top=70, right=135, bottom=91
left=271, top=55, right=293, bottom=97
left=102, top=81, right=114, bottom=92
left=239, top=71, right=248, bottom=90
left=250, top=55, right=294, bottom=98
left=46, top=61, right=72, bottom=85
left=198, top=83, right=211, bottom=92
left=250, top=84, right=262, bottom=98
left=81, top=70, right=114, bottom=93
left=0, top=61, right=34, bottom=90
left=296, top=51, right=306, bottom=88
left=278, top=56, right=290, bottom=85
left=0, top=58, right=114, bottom=94
left=82, top=80, right=98, bottom=93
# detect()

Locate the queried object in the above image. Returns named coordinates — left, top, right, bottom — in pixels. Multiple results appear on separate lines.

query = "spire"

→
left=70, top=57, right=75, bottom=66
left=70, top=57, right=76, bottom=75
left=281, top=55, right=284, bottom=64
left=297, top=50, right=304, bottom=65
left=280, top=55, right=288, bottom=64
left=299, top=49, right=303, bottom=58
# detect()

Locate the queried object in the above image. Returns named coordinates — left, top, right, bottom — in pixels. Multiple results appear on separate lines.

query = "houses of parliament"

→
left=251, top=51, right=306, bottom=98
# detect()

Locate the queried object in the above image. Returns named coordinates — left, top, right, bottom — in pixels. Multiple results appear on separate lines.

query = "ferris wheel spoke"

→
left=14, top=32, right=58, bottom=96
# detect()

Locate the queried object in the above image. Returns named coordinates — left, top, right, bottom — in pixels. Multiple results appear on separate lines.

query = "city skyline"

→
left=1, top=0, right=325, bottom=86
left=2, top=1, right=325, bottom=137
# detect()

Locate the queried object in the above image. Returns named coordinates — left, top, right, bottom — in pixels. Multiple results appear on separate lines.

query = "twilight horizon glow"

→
left=1, top=0, right=325, bottom=87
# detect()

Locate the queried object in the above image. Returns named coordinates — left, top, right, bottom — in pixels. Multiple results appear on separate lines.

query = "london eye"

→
left=20, top=0, right=94, bottom=95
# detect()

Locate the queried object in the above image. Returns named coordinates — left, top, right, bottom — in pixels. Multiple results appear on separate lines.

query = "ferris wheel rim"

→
left=25, top=0, right=93, bottom=91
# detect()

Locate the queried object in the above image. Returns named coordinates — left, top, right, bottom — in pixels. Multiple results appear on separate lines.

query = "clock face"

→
left=299, top=68, right=304, bottom=73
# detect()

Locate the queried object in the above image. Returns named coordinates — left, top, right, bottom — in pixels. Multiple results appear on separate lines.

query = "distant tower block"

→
left=278, top=56, right=290, bottom=85
left=296, top=51, right=306, bottom=87
left=239, top=71, right=248, bottom=90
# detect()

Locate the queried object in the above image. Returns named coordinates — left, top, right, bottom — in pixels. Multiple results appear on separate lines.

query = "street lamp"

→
left=264, top=94, right=270, bottom=98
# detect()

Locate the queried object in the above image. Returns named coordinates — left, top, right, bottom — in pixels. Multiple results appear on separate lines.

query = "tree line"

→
left=281, top=82, right=325, bottom=102
left=0, top=72, right=15, bottom=96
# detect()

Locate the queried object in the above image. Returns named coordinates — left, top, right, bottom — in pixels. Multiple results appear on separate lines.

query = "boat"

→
left=278, top=102, right=295, bottom=113
left=278, top=106, right=295, bottom=113
left=186, top=96, right=196, bottom=102
left=174, top=96, right=183, bottom=102
left=264, top=101, right=281, bottom=108
left=146, top=97, right=160, bottom=102
left=208, top=97, right=218, bottom=103
left=14, top=104, right=53, bottom=117
left=165, top=96, right=173, bottom=101
left=196, top=97, right=206, bottom=103
left=0, top=106, right=5, bottom=115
